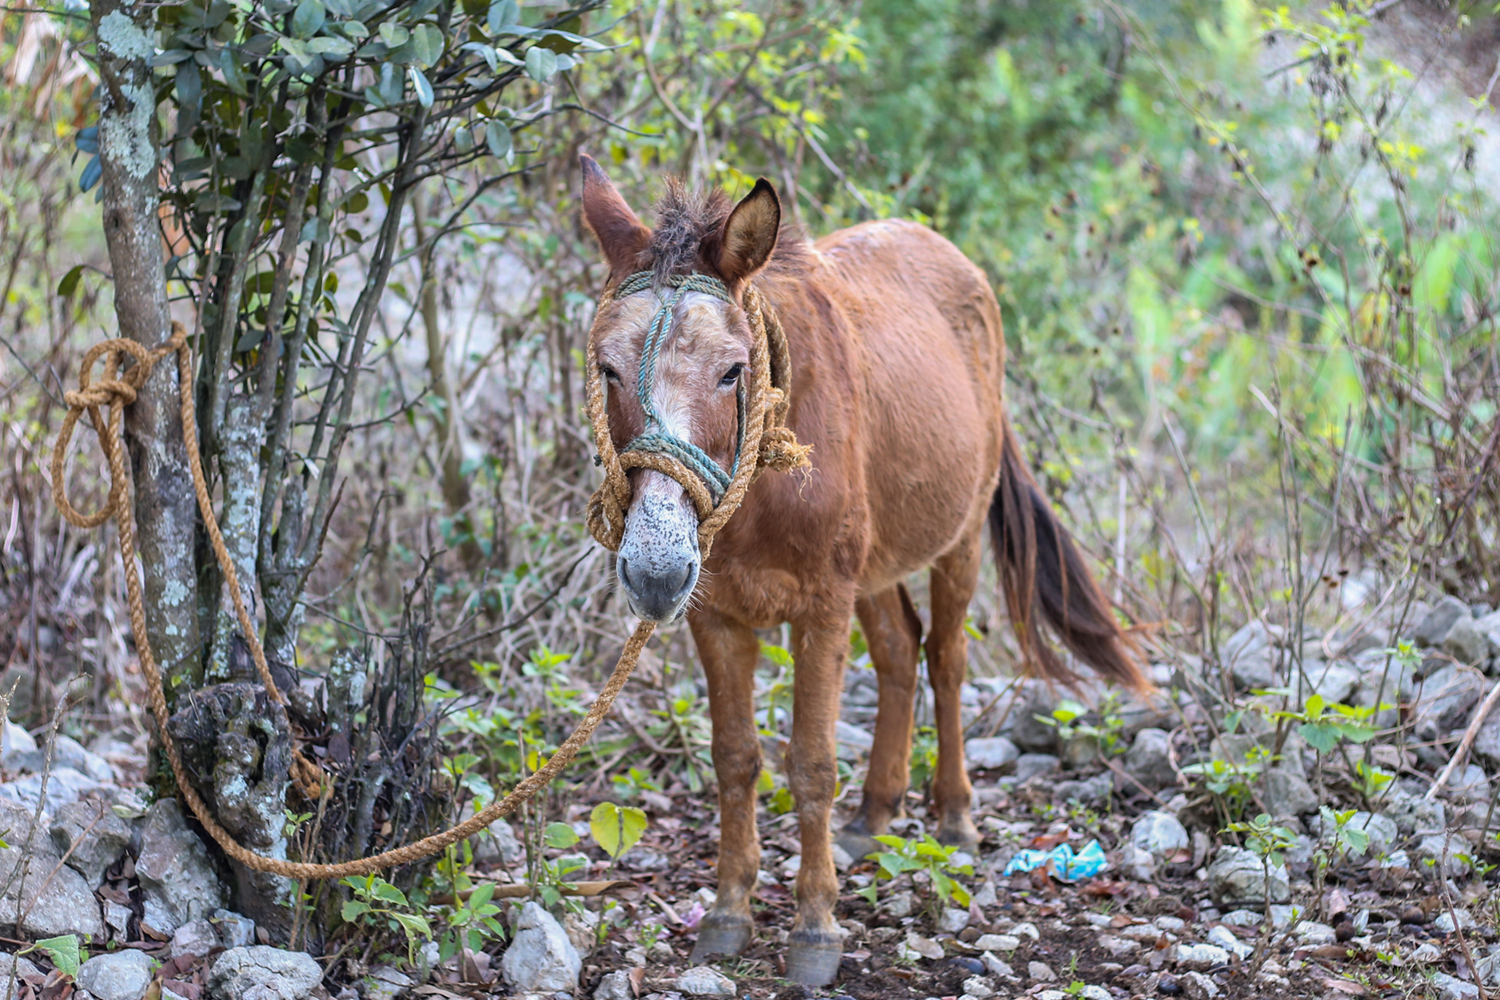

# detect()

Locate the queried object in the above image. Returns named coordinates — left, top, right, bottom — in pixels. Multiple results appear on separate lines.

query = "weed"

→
left=856, top=833, right=973, bottom=921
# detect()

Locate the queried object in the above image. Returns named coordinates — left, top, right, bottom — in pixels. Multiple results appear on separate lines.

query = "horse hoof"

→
left=785, top=931, right=842, bottom=987
left=835, top=827, right=881, bottom=863
left=935, top=814, right=981, bottom=849
left=691, top=913, right=753, bottom=962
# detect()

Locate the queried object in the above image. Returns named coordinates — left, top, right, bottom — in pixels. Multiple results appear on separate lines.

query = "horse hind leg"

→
left=927, top=526, right=984, bottom=847
left=688, top=611, right=762, bottom=963
left=837, top=584, right=922, bottom=861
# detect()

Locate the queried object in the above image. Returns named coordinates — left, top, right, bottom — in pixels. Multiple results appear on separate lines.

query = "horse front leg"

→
left=785, top=598, right=856, bottom=986
left=689, top=610, right=762, bottom=962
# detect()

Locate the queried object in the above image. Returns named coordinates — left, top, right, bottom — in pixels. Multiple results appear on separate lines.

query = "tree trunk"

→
left=91, top=0, right=201, bottom=689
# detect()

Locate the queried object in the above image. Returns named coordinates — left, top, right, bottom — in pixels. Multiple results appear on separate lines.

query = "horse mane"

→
left=646, top=177, right=811, bottom=284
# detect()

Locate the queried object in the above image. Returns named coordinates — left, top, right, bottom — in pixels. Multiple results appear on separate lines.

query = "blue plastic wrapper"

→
left=1002, top=839, right=1107, bottom=882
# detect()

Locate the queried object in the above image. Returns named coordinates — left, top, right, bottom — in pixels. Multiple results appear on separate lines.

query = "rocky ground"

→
left=0, top=595, right=1497, bottom=1000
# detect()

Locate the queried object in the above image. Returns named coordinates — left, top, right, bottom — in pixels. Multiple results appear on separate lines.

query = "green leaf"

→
left=57, top=265, right=85, bottom=299
left=524, top=45, right=556, bottom=81
left=468, top=883, right=495, bottom=910
left=341, top=899, right=371, bottom=921
left=220, top=46, right=249, bottom=95
left=291, top=0, right=326, bottom=39
left=487, top=0, right=518, bottom=34
left=371, top=880, right=409, bottom=905
left=34, top=936, right=80, bottom=978
left=379, top=22, right=409, bottom=47
left=485, top=120, right=512, bottom=158
left=409, top=66, right=433, bottom=107
left=1297, top=721, right=1341, bottom=754
left=544, top=822, right=580, bottom=849
left=308, top=35, right=354, bottom=57
left=410, top=23, right=443, bottom=68
left=390, top=910, right=432, bottom=941
left=590, top=801, right=647, bottom=859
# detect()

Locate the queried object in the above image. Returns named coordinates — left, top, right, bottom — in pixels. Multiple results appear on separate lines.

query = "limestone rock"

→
left=77, top=950, right=155, bottom=1000
left=1443, top=615, right=1489, bottom=667
left=674, top=967, right=736, bottom=997
left=1411, top=666, right=1487, bottom=746
left=594, top=970, right=635, bottom=1000
left=1124, top=729, right=1176, bottom=790
left=1260, top=769, right=1318, bottom=818
left=965, top=737, right=1019, bottom=771
left=1223, top=622, right=1277, bottom=690
left=1207, top=846, right=1290, bottom=907
left=1013, top=753, right=1059, bottom=783
left=357, top=966, right=413, bottom=1000
left=136, top=799, right=226, bottom=933
left=51, top=798, right=131, bottom=886
left=1414, top=597, right=1468, bottom=648
left=0, top=953, right=41, bottom=1000
left=171, top=918, right=222, bottom=959
left=208, top=947, right=323, bottom=1000
left=500, top=902, right=580, bottom=994
left=1130, top=811, right=1189, bottom=856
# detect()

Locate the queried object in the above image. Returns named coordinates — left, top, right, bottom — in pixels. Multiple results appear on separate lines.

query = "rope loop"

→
left=584, top=275, right=810, bottom=558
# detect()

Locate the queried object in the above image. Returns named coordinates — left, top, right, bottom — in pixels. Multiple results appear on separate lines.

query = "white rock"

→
left=501, top=903, right=581, bottom=994
left=974, top=934, right=1018, bottom=952
left=1012, top=921, right=1040, bottom=940
left=594, top=970, right=634, bottom=1000
left=1431, top=972, right=1479, bottom=1000
left=965, top=737, right=1020, bottom=771
left=1219, top=910, right=1263, bottom=927
left=1131, top=811, right=1189, bottom=856
left=209, top=947, right=324, bottom=1000
left=1205, top=925, right=1251, bottom=959
left=1027, top=961, right=1056, bottom=981
left=213, top=910, right=258, bottom=949
left=1294, top=922, right=1337, bottom=944
left=77, top=951, right=154, bottom=1000
left=1434, top=910, right=1476, bottom=932
left=171, top=918, right=221, bottom=958
left=674, top=967, right=735, bottom=997
left=1079, top=987, right=1111, bottom=1000
left=961, top=976, right=994, bottom=999
left=1173, top=943, right=1229, bottom=970
left=980, top=952, right=1015, bottom=978
left=357, top=966, right=412, bottom=1000
left=938, top=907, right=970, bottom=934
left=900, top=931, right=944, bottom=961
left=1206, top=846, right=1290, bottom=906
left=136, top=800, right=227, bottom=931
left=0, top=954, right=41, bottom=1000
left=1096, top=935, right=1139, bottom=957
left=1179, top=970, right=1221, bottom=998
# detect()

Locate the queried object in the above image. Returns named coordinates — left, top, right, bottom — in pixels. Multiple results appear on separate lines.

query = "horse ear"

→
left=580, top=154, right=650, bottom=276
left=714, top=178, right=780, bottom=285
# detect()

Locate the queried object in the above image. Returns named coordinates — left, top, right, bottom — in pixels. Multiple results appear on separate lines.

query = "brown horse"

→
left=579, top=155, right=1147, bottom=985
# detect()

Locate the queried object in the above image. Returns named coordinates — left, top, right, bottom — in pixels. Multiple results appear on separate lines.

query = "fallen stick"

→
left=429, top=879, right=636, bottom=906
left=1426, top=675, right=1500, bottom=801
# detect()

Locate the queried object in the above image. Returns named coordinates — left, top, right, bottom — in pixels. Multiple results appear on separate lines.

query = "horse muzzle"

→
left=617, top=489, right=701, bottom=623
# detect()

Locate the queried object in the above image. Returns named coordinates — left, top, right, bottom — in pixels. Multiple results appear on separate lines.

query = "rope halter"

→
left=585, top=271, right=811, bottom=559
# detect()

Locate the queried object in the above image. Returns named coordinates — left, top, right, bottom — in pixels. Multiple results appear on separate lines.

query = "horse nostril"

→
left=618, top=556, right=638, bottom=593
left=668, top=561, right=697, bottom=602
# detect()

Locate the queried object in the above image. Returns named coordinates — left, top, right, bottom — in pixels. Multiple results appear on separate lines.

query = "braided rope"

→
left=50, top=275, right=806, bottom=880
left=584, top=278, right=810, bottom=556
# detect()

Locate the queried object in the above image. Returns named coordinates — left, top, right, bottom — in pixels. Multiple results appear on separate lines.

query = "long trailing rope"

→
left=51, top=272, right=806, bottom=880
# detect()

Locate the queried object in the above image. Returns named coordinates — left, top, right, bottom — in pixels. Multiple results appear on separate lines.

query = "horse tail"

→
left=989, top=415, right=1150, bottom=691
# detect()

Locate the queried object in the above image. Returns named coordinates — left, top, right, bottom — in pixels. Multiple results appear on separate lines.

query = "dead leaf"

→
left=1321, top=979, right=1367, bottom=996
left=1325, top=887, right=1350, bottom=919
left=626, top=968, right=644, bottom=997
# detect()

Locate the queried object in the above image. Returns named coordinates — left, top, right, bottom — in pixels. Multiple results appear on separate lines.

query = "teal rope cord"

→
left=612, top=271, right=741, bottom=501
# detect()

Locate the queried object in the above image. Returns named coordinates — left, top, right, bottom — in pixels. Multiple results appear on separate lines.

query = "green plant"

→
left=1036, top=692, right=1129, bottom=758
left=18, top=936, right=81, bottom=978
left=610, top=766, right=661, bottom=800
left=1181, top=755, right=1264, bottom=823
left=589, top=801, right=647, bottom=863
left=856, top=834, right=973, bottom=920
left=1224, top=812, right=1295, bottom=868
left=909, top=726, right=939, bottom=790
left=438, top=882, right=506, bottom=962
left=1271, top=694, right=1381, bottom=755
left=341, top=875, right=432, bottom=965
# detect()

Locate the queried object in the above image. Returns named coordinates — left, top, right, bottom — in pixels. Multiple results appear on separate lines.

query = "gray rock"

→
left=1315, top=811, right=1399, bottom=856
left=1477, top=610, right=1500, bottom=660
left=1260, top=769, right=1318, bottom=818
left=472, top=819, right=525, bottom=868
left=1052, top=773, right=1112, bottom=807
left=172, top=917, right=222, bottom=959
left=1124, top=729, right=1176, bottom=790
left=1431, top=973, right=1479, bottom=1000
left=51, top=798, right=131, bottom=886
left=1207, top=846, right=1290, bottom=907
left=1119, top=843, right=1157, bottom=880
left=1411, top=666, right=1488, bottom=746
left=1009, top=686, right=1061, bottom=752
left=1443, top=615, right=1490, bottom=667
left=1026, top=961, right=1056, bottom=982
left=961, top=975, right=996, bottom=999
left=1179, top=970, right=1220, bottom=999
left=209, top=948, right=323, bottom=1000
left=501, top=902, right=580, bottom=994
left=0, top=954, right=42, bottom=1000
left=1013, top=753, right=1060, bottom=783
left=1442, top=764, right=1491, bottom=802
left=5, top=735, right=114, bottom=783
left=357, top=966, right=412, bottom=1000
left=0, top=768, right=114, bottom=813
left=0, top=721, right=37, bottom=762
left=0, top=818, right=108, bottom=940
left=1224, top=622, right=1277, bottom=690
left=1173, top=943, right=1229, bottom=970
left=77, top=950, right=155, bottom=1000
left=1433, top=910, right=1476, bottom=933
left=1212, top=731, right=1306, bottom=779
left=1130, top=812, right=1189, bottom=856
left=213, top=910, right=257, bottom=949
left=835, top=720, right=874, bottom=761
left=1414, top=833, right=1471, bottom=877
left=965, top=736, right=1019, bottom=771
left=1475, top=709, right=1500, bottom=770
left=881, top=891, right=915, bottom=919
left=136, top=799, right=226, bottom=932
left=1415, top=597, right=1469, bottom=648
left=1206, top=925, right=1252, bottom=960
left=595, top=970, right=634, bottom=1000
left=1305, top=663, right=1357, bottom=705
left=1382, top=788, right=1447, bottom=836
left=674, top=967, right=735, bottom=997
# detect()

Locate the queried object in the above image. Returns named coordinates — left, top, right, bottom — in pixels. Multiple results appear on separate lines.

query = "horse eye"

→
left=719, top=364, right=744, bottom=388
left=600, top=365, right=620, bottom=383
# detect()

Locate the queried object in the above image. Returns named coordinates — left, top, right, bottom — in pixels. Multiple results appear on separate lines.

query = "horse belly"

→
left=858, top=339, right=995, bottom=591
